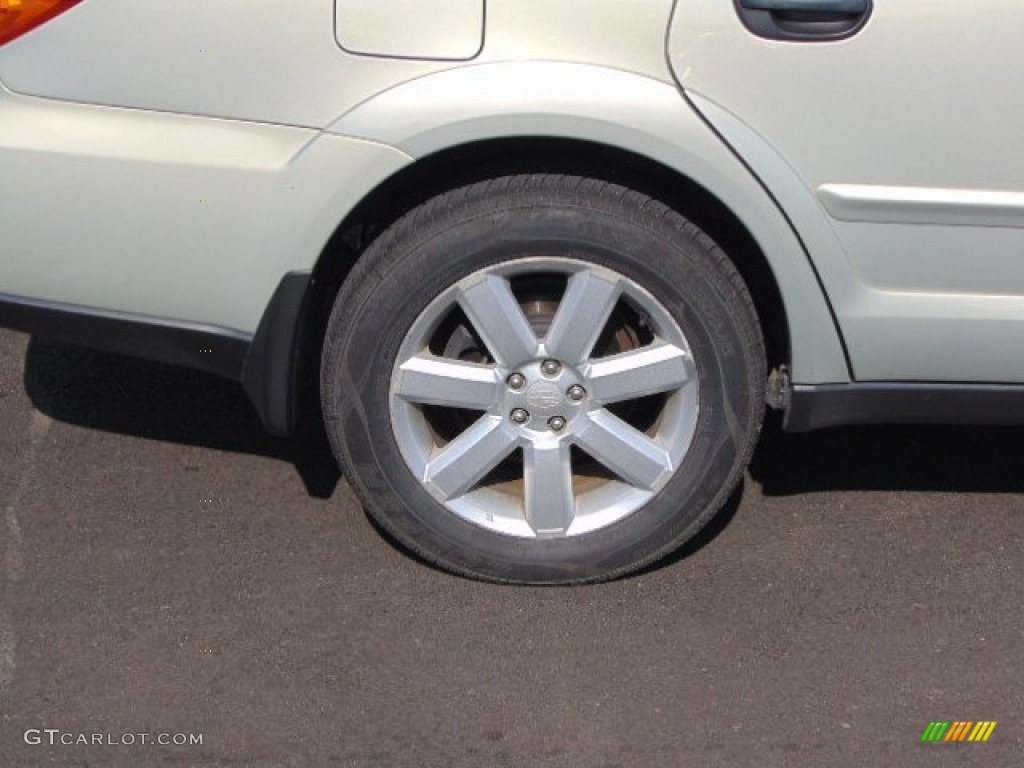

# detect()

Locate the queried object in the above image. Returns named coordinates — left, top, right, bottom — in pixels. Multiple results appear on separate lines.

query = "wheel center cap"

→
left=525, top=381, right=563, bottom=413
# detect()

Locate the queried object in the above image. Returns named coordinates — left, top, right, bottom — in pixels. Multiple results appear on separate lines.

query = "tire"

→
left=321, top=175, right=765, bottom=584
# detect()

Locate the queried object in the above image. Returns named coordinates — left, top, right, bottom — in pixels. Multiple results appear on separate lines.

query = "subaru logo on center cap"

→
left=526, top=381, right=563, bottom=411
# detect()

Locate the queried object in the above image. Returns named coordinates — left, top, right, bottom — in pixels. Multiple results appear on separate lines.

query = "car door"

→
left=669, top=0, right=1024, bottom=383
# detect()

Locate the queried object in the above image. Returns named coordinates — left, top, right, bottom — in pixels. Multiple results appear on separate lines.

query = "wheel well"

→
left=302, top=138, right=790, bottom=405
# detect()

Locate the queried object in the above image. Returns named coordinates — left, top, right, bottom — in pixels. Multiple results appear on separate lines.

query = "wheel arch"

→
left=308, top=135, right=791, bottom=370
left=270, top=63, right=853, bottom=434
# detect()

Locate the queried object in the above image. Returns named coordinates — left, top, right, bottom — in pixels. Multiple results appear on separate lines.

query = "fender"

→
left=327, top=61, right=851, bottom=384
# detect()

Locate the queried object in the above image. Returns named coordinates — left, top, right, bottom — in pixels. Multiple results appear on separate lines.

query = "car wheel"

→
left=321, top=175, right=765, bottom=584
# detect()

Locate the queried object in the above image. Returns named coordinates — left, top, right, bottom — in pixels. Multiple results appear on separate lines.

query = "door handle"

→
left=740, top=0, right=867, bottom=13
left=735, top=0, right=871, bottom=41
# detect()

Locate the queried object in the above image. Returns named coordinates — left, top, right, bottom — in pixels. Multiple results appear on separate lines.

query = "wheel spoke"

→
left=587, top=341, right=693, bottom=404
left=458, top=274, right=539, bottom=368
left=544, top=270, right=621, bottom=365
left=424, top=416, right=517, bottom=500
left=575, top=409, right=673, bottom=490
left=395, top=353, right=500, bottom=410
left=523, top=440, right=576, bottom=536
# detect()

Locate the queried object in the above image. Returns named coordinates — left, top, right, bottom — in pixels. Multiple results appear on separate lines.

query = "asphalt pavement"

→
left=1, top=328, right=1021, bottom=767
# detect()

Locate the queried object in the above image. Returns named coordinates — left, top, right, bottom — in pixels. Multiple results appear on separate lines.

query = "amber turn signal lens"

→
left=0, top=0, right=82, bottom=46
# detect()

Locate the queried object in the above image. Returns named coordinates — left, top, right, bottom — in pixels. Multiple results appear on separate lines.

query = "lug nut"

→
left=567, top=385, right=587, bottom=402
left=541, top=359, right=562, bottom=377
left=506, top=373, right=526, bottom=391
left=548, top=416, right=567, bottom=432
left=510, top=408, right=530, bottom=425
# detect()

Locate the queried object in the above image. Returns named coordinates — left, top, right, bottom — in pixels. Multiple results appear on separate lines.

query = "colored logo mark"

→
left=921, top=721, right=996, bottom=743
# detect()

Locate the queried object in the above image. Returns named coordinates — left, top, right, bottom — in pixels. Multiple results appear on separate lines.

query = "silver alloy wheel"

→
left=389, top=257, right=700, bottom=539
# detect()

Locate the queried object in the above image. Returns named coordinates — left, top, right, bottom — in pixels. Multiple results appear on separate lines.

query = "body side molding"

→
left=819, top=183, right=1024, bottom=228
left=786, top=382, right=1024, bottom=431
left=0, top=292, right=251, bottom=380
left=0, top=271, right=313, bottom=436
